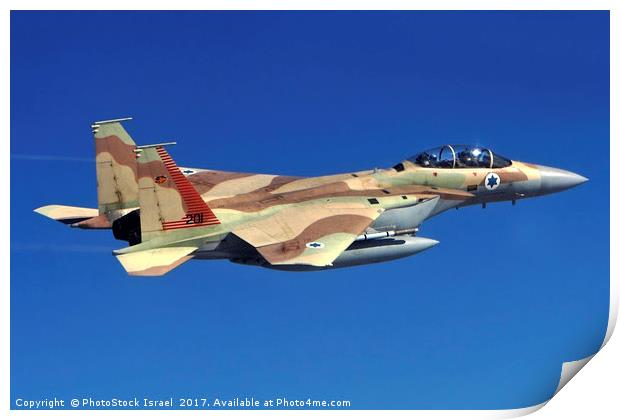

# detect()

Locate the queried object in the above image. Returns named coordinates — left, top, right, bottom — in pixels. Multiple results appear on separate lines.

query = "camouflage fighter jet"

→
left=35, top=118, right=588, bottom=276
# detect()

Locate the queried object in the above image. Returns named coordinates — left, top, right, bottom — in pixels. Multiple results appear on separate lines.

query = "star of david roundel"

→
left=485, top=172, right=501, bottom=190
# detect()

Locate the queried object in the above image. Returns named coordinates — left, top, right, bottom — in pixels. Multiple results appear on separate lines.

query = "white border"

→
left=3, top=1, right=616, bottom=418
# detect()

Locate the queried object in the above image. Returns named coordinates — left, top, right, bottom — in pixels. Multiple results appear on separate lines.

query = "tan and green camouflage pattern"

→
left=35, top=119, right=585, bottom=276
left=385, top=159, right=541, bottom=194
left=92, top=118, right=140, bottom=219
left=115, top=246, right=198, bottom=277
left=117, top=141, right=463, bottom=273
left=33, top=205, right=98, bottom=225
left=119, top=172, right=473, bottom=273
left=112, top=144, right=553, bottom=275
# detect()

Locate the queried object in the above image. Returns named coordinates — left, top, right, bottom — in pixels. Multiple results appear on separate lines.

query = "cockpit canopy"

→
left=407, top=145, right=512, bottom=169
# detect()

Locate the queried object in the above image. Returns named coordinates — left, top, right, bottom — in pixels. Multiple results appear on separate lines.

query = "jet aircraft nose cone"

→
left=538, top=165, right=588, bottom=194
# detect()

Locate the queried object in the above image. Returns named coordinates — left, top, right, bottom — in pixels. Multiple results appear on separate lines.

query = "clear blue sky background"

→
left=11, top=11, right=609, bottom=409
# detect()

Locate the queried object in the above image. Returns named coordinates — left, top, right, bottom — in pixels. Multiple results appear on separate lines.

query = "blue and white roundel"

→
left=485, top=172, right=501, bottom=190
left=306, top=241, right=325, bottom=249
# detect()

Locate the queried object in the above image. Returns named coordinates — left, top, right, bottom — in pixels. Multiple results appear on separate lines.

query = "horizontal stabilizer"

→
left=115, top=246, right=197, bottom=276
left=34, top=205, right=103, bottom=226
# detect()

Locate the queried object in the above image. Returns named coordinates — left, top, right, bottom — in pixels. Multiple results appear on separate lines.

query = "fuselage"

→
left=176, top=146, right=586, bottom=269
left=36, top=120, right=588, bottom=274
left=185, top=156, right=586, bottom=236
left=37, top=136, right=588, bottom=272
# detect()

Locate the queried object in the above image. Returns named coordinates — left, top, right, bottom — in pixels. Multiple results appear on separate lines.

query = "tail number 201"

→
left=186, top=213, right=204, bottom=224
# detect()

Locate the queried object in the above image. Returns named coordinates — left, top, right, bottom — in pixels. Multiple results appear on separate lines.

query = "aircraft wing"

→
left=232, top=199, right=386, bottom=267
left=231, top=186, right=471, bottom=267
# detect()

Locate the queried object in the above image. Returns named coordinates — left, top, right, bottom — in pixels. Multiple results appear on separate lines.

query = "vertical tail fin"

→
left=92, top=117, right=139, bottom=219
left=136, top=143, right=220, bottom=242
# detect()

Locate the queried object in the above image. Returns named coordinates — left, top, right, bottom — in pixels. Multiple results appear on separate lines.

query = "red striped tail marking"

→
left=155, top=146, right=220, bottom=230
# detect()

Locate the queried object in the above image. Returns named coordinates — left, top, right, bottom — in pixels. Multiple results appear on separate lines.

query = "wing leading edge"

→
left=231, top=187, right=469, bottom=268
left=233, top=204, right=384, bottom=267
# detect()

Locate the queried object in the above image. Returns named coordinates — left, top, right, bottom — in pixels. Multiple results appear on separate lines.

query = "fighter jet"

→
left=35, top=118, right=588, bottom=276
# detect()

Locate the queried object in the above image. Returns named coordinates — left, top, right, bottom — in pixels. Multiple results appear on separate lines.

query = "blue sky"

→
left=11, top=11, right=609, bottom=409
